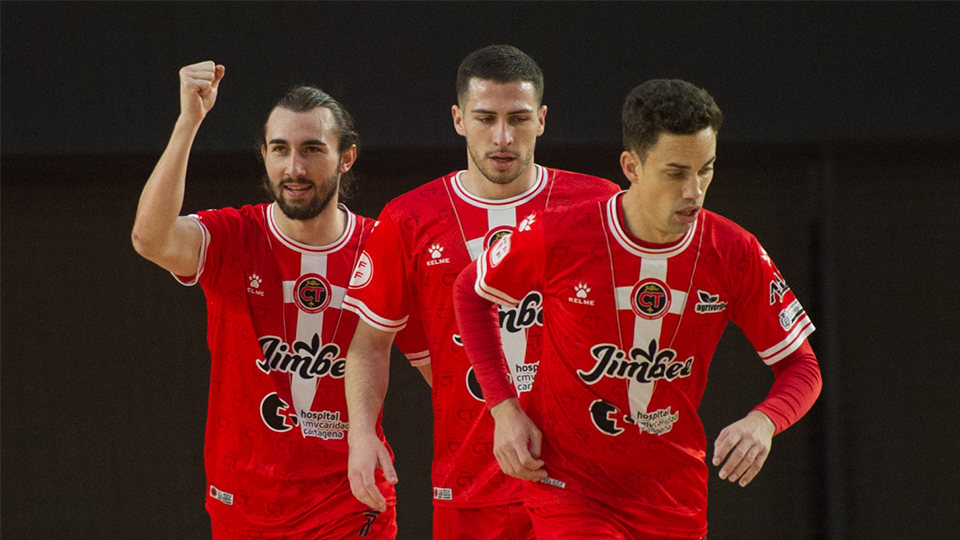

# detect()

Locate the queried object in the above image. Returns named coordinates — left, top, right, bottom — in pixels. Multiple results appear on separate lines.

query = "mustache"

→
left=278, top=176, right=315, bottom=187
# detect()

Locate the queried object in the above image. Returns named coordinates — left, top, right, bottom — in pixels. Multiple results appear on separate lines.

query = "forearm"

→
left=345, top=323, right=394, bottom=438
left=453, top=263, right=516, bottom=407
left=754, top=340, right=822, bottom=434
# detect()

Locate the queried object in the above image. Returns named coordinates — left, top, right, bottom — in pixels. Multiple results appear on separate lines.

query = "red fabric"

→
left=754, top=340, right=822, bottom=434
left=453, top=262, right=516, bottom=408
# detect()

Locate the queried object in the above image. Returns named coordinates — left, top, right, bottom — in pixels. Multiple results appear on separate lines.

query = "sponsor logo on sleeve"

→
left=349, top=252, right=373, bottom=289
left=779, top=299, right=806, bottom=330
left=770, top=274, right=790, bottom=305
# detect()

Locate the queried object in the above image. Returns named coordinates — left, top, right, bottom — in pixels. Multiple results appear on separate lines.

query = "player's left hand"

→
left=712, top=410, right=775, bottom=487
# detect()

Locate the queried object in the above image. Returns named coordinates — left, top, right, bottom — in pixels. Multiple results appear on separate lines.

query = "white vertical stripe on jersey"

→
left=620, top=259, right=687, bottom=417
left=483, top=208, right=531, bottom=391
left=290, top=253, right=328, bottom=426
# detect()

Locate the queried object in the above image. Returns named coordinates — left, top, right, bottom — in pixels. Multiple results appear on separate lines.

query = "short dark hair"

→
left=456, top=45, right=544, bottom=106
left=260, top=86, right=360, bottom=199
left=621, top=79, right=723, bottom=162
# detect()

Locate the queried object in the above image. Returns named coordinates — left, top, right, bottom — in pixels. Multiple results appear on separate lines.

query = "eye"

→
left=476, top=116, right=494, bottom=124
left=510, top=115, right=531, bottom=124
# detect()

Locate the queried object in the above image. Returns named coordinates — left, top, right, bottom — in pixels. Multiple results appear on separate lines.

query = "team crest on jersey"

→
left=631, top=279, right=671, bottom=319
left=484, top=226, right=513, bottom=249
left=694, top=289, right=727, bottom=313
left=349, top=252, right=373, bottom=289
left=295, top=274, right=332, bottom=313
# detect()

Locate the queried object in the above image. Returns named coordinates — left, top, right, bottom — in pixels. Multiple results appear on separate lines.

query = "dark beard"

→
left=265, top=172, right=339, bottom=221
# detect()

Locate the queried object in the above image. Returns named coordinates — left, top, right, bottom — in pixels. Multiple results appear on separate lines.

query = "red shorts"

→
left=211, top=506, right=397, bottom=540
left=432, top=503, right=534, bottom=540
left=529, top=504, right=704, bottom=540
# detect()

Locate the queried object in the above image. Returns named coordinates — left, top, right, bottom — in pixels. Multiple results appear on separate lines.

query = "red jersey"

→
left=177, top=203, right=395, bottom=536
left=473, top=194, right=815, bottom=537
left=343, top=166, right=620, bottom=508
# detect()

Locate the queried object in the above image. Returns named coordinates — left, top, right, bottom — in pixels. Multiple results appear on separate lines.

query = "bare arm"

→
left=131, top=61, right=224, bottom=276
left=345, top=320, right=399, bottom=512
left=416, top=364, right=433, bottom=386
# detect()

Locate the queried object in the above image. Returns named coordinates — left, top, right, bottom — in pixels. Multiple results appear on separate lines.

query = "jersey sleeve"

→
left=730, top=236, right=815, bottom=365
left=343, top=208, right=414, bottom=332
left=172, top=208, right=237, bottom=287
left=393, top=308, right=430, bottom=367
left=474, top=212, right=545, bottom=307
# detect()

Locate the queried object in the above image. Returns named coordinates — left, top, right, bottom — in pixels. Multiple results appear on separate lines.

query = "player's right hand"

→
left=347, top=432, right=398, bottom=513
left=178, top=61, right=224, bottom=126
left=490, top=398, right=547, bottom=482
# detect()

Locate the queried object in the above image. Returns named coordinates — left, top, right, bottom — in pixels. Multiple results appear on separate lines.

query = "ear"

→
left=452, top=104, right=466, bottom=136
left=536, top=105, right=547, bottom=136
left=339, top=144, right=357, bottom=173
left=261, top=145, right=267, bottom=161
left=620, top=150, right=640, bottom=184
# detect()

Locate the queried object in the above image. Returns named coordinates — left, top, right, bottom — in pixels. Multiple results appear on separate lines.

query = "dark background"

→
left=3, top=2, right=958, bottom=539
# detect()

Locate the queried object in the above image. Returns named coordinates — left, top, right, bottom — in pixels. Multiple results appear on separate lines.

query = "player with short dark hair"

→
left=453, top=78, right=822, bottom=539
left=132, top=61, right=396, bottom=539
left=343, top=45, right=620, bottom=539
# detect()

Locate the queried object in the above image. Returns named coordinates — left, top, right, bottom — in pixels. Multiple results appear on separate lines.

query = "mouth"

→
left=487, top=152, right=517, bottom=171
left=280, top=180, right=314, bottom=199
left=676, top=205, right=701, bottom=224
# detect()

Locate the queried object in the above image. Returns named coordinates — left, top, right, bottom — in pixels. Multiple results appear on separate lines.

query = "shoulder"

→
left=194, top=203, right=268, bottom=229
left=699, top=209, right=762, bottom=259
left=384, top=174, right=457, bottom=215
left=544, top=167, right=621, bottom=193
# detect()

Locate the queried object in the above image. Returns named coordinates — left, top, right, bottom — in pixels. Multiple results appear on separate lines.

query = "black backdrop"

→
left=3, top=3, right=959, bottom=539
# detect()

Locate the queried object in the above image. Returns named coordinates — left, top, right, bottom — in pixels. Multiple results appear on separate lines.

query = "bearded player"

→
left=343, top=45, right=620, bottom=539
left=454, top=79, right=822, bottom=539
left=132, top=61, right=397, bottom=539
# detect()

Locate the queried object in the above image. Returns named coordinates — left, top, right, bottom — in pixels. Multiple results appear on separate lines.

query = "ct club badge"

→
left=631, top=278, right=671, bottom=320
left=295, top=274, right=332, bottom=313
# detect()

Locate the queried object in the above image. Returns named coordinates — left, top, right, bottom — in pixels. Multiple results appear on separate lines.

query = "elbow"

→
left=131, top=226, right=162, bottom=262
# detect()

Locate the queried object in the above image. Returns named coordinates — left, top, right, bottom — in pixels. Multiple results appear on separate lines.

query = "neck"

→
left=619, top=189, right=683, bottom=245
left=460, top=162, right=538, bottom=201
left=272, top=202, right=347, bottom=246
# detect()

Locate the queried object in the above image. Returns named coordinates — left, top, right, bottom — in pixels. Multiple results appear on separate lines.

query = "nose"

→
left=285, top=152, right=306, bottom=178
left=682, top=175, right=703, bottom=200
left=492, top=119, right=513, bottom=148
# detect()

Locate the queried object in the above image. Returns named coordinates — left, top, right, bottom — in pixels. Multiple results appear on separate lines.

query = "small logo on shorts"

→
left=541, top=476, right=566, bottom=489
left=433, top=487, right=453, bottom=501
left=209, top=485, right=234, bottom=506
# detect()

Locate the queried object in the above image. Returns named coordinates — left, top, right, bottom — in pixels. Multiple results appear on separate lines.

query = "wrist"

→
left=489, top=397, right=522, bottom=419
